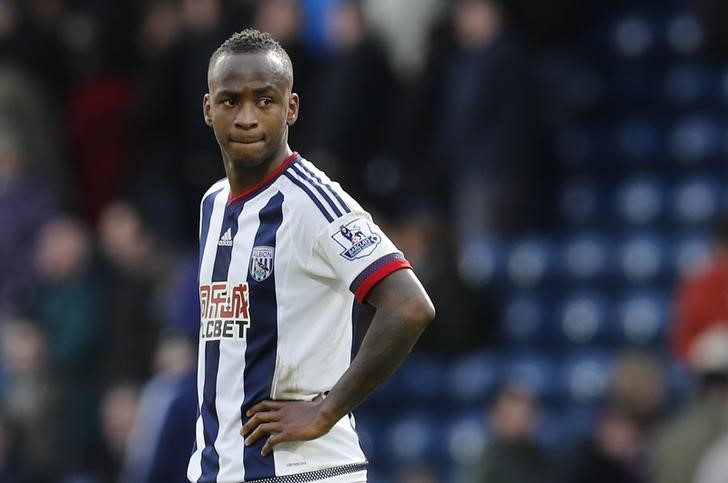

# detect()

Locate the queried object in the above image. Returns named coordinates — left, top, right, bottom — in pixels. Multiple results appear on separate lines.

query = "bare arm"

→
left=242, top=268, right=435, bottom=455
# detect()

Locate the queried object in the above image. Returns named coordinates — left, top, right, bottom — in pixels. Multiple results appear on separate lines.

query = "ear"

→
left=286, top=93, right=300, bottom=126
left=203, top=93, right=213, bottom=127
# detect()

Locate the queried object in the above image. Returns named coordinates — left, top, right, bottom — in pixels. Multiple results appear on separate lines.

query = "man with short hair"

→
left=187, top=29, right=435, bottom=483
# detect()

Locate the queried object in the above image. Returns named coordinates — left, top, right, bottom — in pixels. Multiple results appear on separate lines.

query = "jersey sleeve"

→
left=310, top=211, right=412, bottom=304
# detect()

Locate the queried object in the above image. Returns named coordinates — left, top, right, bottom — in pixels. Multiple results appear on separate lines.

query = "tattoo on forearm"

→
left=325, top=271, right=430, bottom=419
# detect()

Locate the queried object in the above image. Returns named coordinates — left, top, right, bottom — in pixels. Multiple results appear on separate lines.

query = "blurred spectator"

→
left=64, top=45, right=134, bottom=220
left=120, top=332, right=197, bottom=483
left=559, top=351, right=666, bottom=483
left=0, top=407, right=29, bottom=482
left=395, top=463, right=441, bottom=483
left=28, top=216, right=101, bottom=468
left=406, top=0, right=537, bottom=248
left=98, top=201, right=174, bottom=383
left=126, top=0, right=185, bottom=242
left=297, top=0, right=337, bottom=54
left=128, top=0, right=232, bottom=243
left=135, top=0, right=182, bottom=62
left=8, top=0, right=71, bottom=103
left=30, top=216, right=100, bottom=380
left=503, top=0, right=598, bottom=48
left=161, top=252, right=202, bottom=340
left=0, top=66, right=66, bottom=195
left=0, top=318, right=67, bottom=482
left=96, top=382, right=140, bottom=482
left=308, top=0, right=397, bottom=206
left=693, top=0, right=728, bottom=58
left=693, top=429, right=728, bottom=483
left=253, top=0, right=321, bottom=154
left=653, top=327, right=728, bottom=483
left=363, top=0, right=446, bottom=79
left=467, top=382, right=555, bottom=483
left=0, top=124, right=56, bottom=316
left=608, top=351, right=667, bottom=430
left=671, top=217, right=728, bottom=365
left=0, top=0, right=18, bottom=54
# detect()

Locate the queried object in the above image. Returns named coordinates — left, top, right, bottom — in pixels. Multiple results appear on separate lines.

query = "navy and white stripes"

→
left=284, top=159, right=350, bottom=222
left=190, top=153, right=403, bottom=482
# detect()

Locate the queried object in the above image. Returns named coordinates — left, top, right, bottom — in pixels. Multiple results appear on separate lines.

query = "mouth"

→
left=230, top=136, right=263, bottom=145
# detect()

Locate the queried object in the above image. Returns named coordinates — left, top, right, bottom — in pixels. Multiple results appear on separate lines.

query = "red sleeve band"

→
left=352, top=257, right=412, bottom=304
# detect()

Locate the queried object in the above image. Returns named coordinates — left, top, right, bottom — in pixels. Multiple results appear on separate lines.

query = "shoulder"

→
left=279, top=155, right=363, bottom=225
left=200, top=178, right=228, bottom=205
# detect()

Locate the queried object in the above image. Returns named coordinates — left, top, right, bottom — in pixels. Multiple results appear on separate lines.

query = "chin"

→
left=230, top=155, right=265, bottom=169
left=227, top=146, right=268, bottom=168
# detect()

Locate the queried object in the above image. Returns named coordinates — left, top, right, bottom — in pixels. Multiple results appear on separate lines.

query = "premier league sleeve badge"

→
left=331, top=219, right=382, bottom=261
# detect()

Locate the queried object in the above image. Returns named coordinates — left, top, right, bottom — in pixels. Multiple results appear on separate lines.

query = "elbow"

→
left=406, top=296, right=436, bottom=332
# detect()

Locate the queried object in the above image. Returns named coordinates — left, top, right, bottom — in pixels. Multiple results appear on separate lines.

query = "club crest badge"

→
left=250, top=246, right=274, bottom=282
left=332, top=219, right=382, bottom=260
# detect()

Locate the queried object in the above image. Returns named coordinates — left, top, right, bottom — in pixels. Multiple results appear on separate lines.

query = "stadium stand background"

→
left=2, top=0, right=728, bottom=482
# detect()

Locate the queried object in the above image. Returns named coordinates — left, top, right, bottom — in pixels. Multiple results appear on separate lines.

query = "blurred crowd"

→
left=3, top=0, right=728, bottom=482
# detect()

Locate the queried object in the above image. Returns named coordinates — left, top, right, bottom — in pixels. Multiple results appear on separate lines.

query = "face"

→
left=204, top=51, right=298, bottom=170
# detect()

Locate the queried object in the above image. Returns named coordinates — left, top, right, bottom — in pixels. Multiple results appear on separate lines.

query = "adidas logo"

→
left=218, top=228, right=233, bottom=246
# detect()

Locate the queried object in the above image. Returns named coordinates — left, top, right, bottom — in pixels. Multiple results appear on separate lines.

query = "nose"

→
left=234, top=102, right=258, bottom=130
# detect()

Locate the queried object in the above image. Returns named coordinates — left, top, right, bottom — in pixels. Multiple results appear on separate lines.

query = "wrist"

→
left=317, top=395, right=345, bottom=430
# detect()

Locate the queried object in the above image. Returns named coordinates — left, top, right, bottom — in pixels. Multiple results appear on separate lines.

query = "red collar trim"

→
left=227, top=151, right=299, bottom=204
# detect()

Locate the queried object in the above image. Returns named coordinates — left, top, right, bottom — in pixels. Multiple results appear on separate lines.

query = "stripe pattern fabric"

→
left=188, top=153, right=411, bottom=482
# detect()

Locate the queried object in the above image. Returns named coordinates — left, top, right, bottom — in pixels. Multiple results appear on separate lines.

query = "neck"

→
left=225, top=145, right=292, bottom=197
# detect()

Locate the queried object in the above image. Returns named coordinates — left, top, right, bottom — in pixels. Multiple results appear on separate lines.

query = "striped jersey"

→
left=187, top=152, right=411, bottom=483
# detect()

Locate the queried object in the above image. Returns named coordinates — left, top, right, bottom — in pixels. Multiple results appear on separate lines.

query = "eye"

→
left=257, top=98, right=273, bottom=108
left=222, top=98, right=237, bottom=107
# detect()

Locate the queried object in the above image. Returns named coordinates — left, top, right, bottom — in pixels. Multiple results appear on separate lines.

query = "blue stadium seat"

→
left=670, top=115, right=722, bottom=164
left=560, top=232, right=612, bottom=283
left=610, top=15, right=657, bottom=59
left=559, top=351, right=614, bottom=406
left=671, top=177, right=720, bottom=226
left=554, top=126, right=597, bottom=165
left=615, top=290, right=669, bottom=346
left=617, top=232, right=669, bottom=285
left=665, top=13, right=704, bottom=55
left=607, top=67, right=661, bottom=107
left=446, top=352, right=502, bottom=407
left=353, top=412, right=390, bottom=468
left=556, top=291, right=613, bottom=347
left=559, top=178, right=601, bottom=226
left=386, top=413, right=442, bottom=463
left=457, top=236, right=506, bottom=288
left=445, top=411, right=490, bottom=467
left=672, top=233, right=710, bottom=278
left=614, top=119, right=661, bottom=163
left=502, top=292, right=552, bottom=348
left=615, top=175, right=665, bottom=226
left=506, top=237, right=556, bottom=289
left=663, top=63, right=715, bottom=108
left=395, top=355, right=446, bottom=409
left=504, top=352, right=558, bottom=401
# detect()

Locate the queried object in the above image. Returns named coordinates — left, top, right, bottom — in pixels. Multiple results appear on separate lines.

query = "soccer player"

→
left=187, top=29, right=435, bottom=483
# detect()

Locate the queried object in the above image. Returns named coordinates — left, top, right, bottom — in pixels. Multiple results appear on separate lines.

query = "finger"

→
left=246, top=400, right=284, bottom=417
left=261, top=433, right=290, bottom=456
left=241, top=411, right=280, bottom=436
left=244, top=423, right=280, bottom=447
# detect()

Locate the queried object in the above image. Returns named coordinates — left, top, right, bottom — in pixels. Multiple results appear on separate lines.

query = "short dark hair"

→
left=207, top=28, right=293, bottom=89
